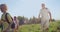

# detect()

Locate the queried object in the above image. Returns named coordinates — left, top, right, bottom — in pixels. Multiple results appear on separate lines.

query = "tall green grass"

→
left=18, top=21, right=60, bottom=32
left=0, top=21, right=60, bottom=32
left=19, top=24, right=40, bottom=32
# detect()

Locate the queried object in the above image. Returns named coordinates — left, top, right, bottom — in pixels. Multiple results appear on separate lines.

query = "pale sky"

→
left=0, top=0, right=60, bottom=20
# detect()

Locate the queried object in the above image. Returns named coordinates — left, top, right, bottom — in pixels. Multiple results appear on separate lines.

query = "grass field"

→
left=18, top=20, right=60, bottom=32
left=0, top=20, right=60, bottom=32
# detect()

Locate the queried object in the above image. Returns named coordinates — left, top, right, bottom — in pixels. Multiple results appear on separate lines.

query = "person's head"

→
left=0, top=4, right=7, bottom=13
left=14, top=16, right=16, bottom=20
left=41, top=3, right=45, bottom=9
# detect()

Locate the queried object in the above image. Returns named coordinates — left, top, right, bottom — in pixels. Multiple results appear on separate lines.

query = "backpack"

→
left=5, top=13, right=15, bottom=29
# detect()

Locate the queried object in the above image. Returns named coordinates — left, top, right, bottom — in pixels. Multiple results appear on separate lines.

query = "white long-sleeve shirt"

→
left=40, top=8, right=50, bottom=20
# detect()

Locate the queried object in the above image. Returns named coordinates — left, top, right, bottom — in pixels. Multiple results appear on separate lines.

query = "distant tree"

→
left=29, top=18, right=32, bottom=24
left=49, top=19, right=55, bottom=22
left=29, top=16, right=40, bottom=24
left=24, top=17, right=29, bottom=24
left=52, top=19, right=55, bottom=21
left=17, top=16, right=41, bottom=25
left=17, top=16, right=24, bottom=25
left=32, top=16, right=36, bottom=24
left=17, top=16, right=29, bottom=25
left=37, top=18, right=41, bottom=23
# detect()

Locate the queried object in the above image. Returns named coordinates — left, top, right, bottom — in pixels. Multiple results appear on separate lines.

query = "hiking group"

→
left=0, top=3, right=52, bottom=32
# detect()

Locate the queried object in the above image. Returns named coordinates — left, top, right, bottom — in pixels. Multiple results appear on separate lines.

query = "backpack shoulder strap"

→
left=5, top=13, right=10, bottom=24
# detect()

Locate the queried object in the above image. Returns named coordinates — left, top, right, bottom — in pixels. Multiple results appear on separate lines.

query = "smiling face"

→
left=0, top=4, right=7, bottom=13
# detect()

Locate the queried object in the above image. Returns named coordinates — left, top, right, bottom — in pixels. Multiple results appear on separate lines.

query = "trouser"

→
left=40, top=19, right=49, bottom=32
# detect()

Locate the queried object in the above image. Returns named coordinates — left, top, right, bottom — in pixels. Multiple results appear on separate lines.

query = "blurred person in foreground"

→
left=38, top=3, right=52, bottom=32
left=0, top=4, right=13, bottom=32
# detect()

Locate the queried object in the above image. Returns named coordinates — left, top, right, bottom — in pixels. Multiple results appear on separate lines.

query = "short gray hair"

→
left=0, top=4, right=6, bottom=8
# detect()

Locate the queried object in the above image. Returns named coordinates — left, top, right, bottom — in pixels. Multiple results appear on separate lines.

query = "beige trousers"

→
left=40, top=18, right=49, bottom=32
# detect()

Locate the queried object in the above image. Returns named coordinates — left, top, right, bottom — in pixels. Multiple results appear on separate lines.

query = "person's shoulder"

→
left=45, top=8, right=50, bottom=13
left=6, top=13, right=10, bottom=14
left=6, top=13, right=11, bottom=17
left=6, top=13, right=11, bottom=15
left=45, top=8, right=49, bottom=10
left=45, top=8, right=48, bottom=9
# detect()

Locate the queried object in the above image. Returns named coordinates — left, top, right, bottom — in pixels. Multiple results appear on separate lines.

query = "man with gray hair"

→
left=38, top=3, right=52, bottom=32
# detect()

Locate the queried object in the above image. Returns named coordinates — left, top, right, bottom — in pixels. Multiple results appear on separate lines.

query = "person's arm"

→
left=38, top=12, right=40, bottom=18
left=38, top=10, right=42, bottom=18
left=48, top=11, right=52, bottom=21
